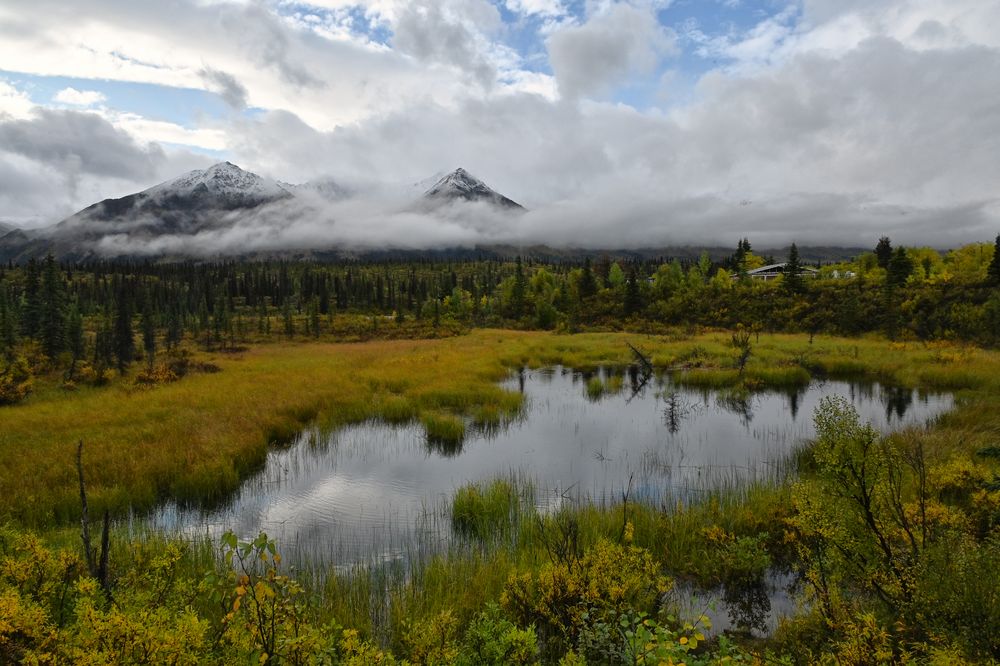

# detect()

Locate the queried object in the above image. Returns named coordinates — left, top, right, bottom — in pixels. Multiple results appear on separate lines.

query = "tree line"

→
left=1, top=235, right=998, bottom=383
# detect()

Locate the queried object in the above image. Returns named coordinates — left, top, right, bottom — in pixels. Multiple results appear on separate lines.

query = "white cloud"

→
left=53, top=87, right=107, bottom=107
left=546, top=2, right=678, bottom=100
left=505, top=0, right=566, bottom=18
left=0, top=80, right=35, bottom=119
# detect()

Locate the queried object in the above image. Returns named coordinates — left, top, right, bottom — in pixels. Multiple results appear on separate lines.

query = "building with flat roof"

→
left=735, top=262, right=820, bottom=281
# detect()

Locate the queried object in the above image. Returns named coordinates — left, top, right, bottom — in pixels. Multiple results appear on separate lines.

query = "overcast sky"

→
left=1, top=0, right=998, bottom=248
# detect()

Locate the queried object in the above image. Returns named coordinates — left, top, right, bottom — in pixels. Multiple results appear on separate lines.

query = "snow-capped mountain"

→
left=148, top=161, right=290, bottom=203
left=420, top=168, right=524, bottom=210
left=0, top=163, right=526, bottom=261
left=61, top=162, right=292, bottom=231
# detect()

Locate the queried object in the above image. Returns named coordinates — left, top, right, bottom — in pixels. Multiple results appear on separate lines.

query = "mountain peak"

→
left=422, top=168, right=524, bottom=210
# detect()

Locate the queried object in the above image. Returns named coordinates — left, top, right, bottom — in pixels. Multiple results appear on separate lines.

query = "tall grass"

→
left=451, top=478, right=529, bottom=541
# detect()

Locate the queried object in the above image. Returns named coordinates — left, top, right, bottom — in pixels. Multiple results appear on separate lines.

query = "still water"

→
left=148, top=366, right=953, bottom=572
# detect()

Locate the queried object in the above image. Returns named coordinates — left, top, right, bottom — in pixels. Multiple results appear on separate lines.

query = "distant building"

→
left=735, top=262, right=820, bottom=281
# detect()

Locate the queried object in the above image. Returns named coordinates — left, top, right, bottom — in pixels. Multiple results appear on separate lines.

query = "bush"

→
left=501, top=539, right=670, bottom=660
left=457, top=603, right=537, bottom=666
left=0, top=356, right=33, bottom=405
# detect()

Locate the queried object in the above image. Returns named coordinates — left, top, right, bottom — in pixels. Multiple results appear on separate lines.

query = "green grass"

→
left=422, top=412, right=466, bottom=452
left=451, top=479, right=523, bottom=541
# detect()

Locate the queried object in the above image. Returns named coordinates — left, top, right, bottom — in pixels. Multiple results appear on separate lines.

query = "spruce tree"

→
left=66, top=304, right=84, bottom=379
left=578, top=258, right=597, bottom=300
left=39, top=254, right=66, bottom=358
left=20, top=258, right=41, bottom=338
left=141, top=297, right=156, bottom=369
left=987, top=234, right=1000, bottom=285
left=875, top=236, right=893, bottom=269
left=112, top=291, right=135, bottom=372
left=0, top=287, right=17, bottom=361
left=510, top=257, right=527, bottom=318
left=784, top=243, right=804, bottom=294
left=623, top=267, right=643, bottom=315
left=887, top=247, right=914, bottom=288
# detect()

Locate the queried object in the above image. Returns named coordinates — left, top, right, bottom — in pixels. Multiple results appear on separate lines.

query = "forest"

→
left=1, top=235, right=1000, bottom=664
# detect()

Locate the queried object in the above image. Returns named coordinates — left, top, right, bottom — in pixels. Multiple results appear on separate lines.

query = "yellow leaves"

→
left=232, top=597, right=241, bottom=612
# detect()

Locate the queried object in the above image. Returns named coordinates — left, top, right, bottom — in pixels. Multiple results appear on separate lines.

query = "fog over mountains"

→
left=0, top=163, right=535, bottom=261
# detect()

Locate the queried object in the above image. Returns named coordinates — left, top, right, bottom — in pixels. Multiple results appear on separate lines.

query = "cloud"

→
left=199, top=68, right=249, bottom=110
left=546, top=2, right=677, bottom=99
left=0, top=108, right=165, bottom=180
left=391, top=0, right=503, bottom=88
left=53, top=87, right=107, bottom=107
left=505, top=0, right=566, bottom=18
left=0, top=79, right=35, bottom=119
left=0, top=0, right=999, bottom=248
left=0, top=107, right=213, bottom=224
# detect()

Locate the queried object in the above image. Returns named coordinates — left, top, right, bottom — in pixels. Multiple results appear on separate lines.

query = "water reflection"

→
left=146, top=367, right=953, bottom=569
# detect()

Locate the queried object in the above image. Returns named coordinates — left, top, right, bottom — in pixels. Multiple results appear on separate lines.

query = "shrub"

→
left=0, top=356, right=33, bottom=405
left=501, top=539, right=670, bottom=659
left=457, top=603, right=537, bottom=666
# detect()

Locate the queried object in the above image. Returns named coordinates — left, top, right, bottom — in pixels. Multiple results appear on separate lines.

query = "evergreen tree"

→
left=20, top=258, right=41, bottom=338
left=308, top=298, right=321, bottom=338
left=165, top=303, right=182, bottom=350
left=987, top=234, right=1000, bottom=285
left=733, top=238, right=753, bottom=277
left=875, top=236, right=893, bottom=269
left=66, top=304, right=84, bottom=379
left=39, top=254, right=66, bottom=358
left=623, top=268, right=643, bottom=315
left=784, top=243, right=804, bottom=294
left=112, top=292, right=135, bottom=372
left=0, top=286, right=17, bottom=360
left=141, top=297, right=156, bottom=369
left=887, top=246, right=914, bottom=288
left=510, top=257, right=527, bottom=318
left=578, top=258, right=597, bottom=301
left=283, top=297, right=294, bottom=338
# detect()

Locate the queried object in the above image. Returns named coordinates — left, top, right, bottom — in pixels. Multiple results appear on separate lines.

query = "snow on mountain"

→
left=149, top=162, right=290, bottom=201
left=0, top=163, right=527, bottom=261
left=420, top=168, right=524, bottom=210
left=55, top=162, right=293, bottom=236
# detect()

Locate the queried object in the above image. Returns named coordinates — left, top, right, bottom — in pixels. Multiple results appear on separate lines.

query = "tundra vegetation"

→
left=1, top=235, right=999, bottom=663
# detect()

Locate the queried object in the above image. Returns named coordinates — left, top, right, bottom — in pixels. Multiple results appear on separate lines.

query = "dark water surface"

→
left=147, top=367, right=953, bottom=575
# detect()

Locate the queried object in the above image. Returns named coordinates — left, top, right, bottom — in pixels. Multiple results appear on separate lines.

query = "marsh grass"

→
left=421, top=412, right=466, bottom=452
left=451, top=478, right=528, bottom=541
left=4, top=330, right=999, bottom=530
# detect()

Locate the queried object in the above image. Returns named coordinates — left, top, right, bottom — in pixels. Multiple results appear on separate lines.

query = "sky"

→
left=1, top=0, right=999, bottom=248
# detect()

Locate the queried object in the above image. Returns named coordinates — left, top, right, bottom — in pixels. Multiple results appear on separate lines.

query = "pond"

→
left=147, top=366, right=954, bottom=576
